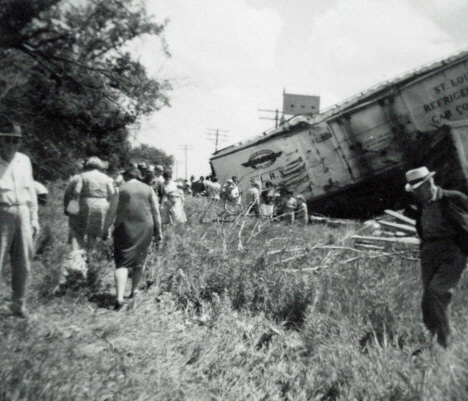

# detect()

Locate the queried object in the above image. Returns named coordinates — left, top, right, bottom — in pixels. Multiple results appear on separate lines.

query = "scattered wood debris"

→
left=309, top=214, right=360, bottom=226
left=268, top=210, right=420, bottom=270
left=353, top=209, right=420, bottom=253
left=378, top=220, right=416, bottom=234
left=384, top=209, right=416, bottom=226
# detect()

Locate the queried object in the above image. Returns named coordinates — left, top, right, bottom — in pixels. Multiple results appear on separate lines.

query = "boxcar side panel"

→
left=398, top=60, right=468, bottom=131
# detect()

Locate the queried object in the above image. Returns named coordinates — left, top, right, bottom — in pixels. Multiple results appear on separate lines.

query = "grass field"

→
left=2, top=182, right=468, bottom=400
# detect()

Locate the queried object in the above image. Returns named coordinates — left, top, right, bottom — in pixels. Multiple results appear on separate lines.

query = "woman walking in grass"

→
left=103, top=167, right=163, bottom=309
left=72, top=157, right=115, bottom=252
left=161, top=171, right=187, bottom=225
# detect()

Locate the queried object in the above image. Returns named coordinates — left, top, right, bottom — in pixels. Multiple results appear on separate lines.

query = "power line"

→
left=258, top=109, right=282, bottom=128
left=206, top=128, right=229, bottom=152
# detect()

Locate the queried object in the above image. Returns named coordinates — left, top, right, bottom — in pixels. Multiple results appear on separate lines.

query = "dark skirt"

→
left=113, top=220, right=153, bottom=269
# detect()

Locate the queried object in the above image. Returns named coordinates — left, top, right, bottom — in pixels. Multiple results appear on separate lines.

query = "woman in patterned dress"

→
left=72, top=157, right=115, bottom=251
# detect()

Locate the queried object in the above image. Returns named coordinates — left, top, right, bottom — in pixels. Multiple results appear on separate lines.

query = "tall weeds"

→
left=2, top=190, right=468, bottom=400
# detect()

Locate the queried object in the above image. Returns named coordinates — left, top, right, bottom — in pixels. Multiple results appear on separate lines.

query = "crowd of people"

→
left=191, top=174, right=309, bottom=224
left=62, top=160, right=188, bottom=309
left=3, top=120, right=468, bottom=349
left=64, top=167, right=310, bottom=308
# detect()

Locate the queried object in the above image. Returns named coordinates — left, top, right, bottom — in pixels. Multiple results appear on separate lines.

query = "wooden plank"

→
left=384, top=210, right=416, bottom=226
left=309, top=215, right=359, bottom=225
left=378, top=220, right=417, bottom=234
left=352, top=235, right=420, bottom=245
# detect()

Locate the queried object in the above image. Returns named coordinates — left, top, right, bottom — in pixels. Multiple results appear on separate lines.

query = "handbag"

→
left=66, top=199, right=80, bottom=215
left=66, top=173, right=83, bottom=215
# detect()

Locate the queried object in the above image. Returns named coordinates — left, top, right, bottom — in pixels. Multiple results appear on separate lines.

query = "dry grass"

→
left=2, top=183, right=468, bottom=400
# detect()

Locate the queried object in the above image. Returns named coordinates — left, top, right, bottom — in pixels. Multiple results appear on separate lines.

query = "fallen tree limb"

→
left=317, top=245, right=420, bottom=261
left=284, top=249, right=419, bottom=273
left=355, top=243, right=385, bottom=250
left=352, top=235, right=420, bottom=245
left=267, top=247, right=308, bottom=255
left=284, top=266, right=322, bottom=273
left=279, top=253, right=308, bottom=263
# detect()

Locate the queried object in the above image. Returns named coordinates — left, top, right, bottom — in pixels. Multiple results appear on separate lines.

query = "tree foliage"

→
left=127, top=143, right=174, bottom=172
left=0, top=0, right=172, bottom=179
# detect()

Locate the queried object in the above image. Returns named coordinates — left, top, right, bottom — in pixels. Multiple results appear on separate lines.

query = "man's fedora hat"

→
left=405, top=166, right=435, bottom=192
left=123, top=166, right=142, bottom=180
left=0, top=122, right=22, bottom=137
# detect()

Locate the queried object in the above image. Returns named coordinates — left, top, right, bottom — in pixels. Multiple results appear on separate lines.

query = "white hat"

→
left=405, top=166, right=435, bottom=192
left=85, top=156, right=105, bottom=170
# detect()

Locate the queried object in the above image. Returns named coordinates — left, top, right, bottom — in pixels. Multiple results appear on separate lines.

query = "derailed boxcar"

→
left=414, top=120, right=468, bottom=195
left=210, top=50, right=468, bottom=217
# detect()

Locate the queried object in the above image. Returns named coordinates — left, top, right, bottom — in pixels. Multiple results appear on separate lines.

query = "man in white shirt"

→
left=221, top=179, right=240, bottom=205
left=0, top=121, right=39, bottom=317
left=204, top=176, right=221, bottom=200
left=246, top=180, right=261, bottom=216
left=154, top=165, right=165, bottom=184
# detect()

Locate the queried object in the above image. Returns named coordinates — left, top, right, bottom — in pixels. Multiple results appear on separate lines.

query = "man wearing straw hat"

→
left=0, top=120, right=39, bottom=317
left=405, top=166, right=468, bottom=348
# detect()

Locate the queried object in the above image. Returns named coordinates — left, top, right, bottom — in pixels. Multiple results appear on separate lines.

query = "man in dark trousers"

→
left=405, top=166, right=468, bottom=348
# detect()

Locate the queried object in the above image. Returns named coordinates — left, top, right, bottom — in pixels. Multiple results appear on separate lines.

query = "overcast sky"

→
left=132, top=0, right=468, bottom=178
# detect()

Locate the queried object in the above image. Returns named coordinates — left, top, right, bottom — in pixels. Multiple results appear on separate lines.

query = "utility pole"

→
left=178, top=145, right=193, bottom=180
left=258, top=109, right=281, bottom=128
left=206, top=128, right=229, bottom=152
